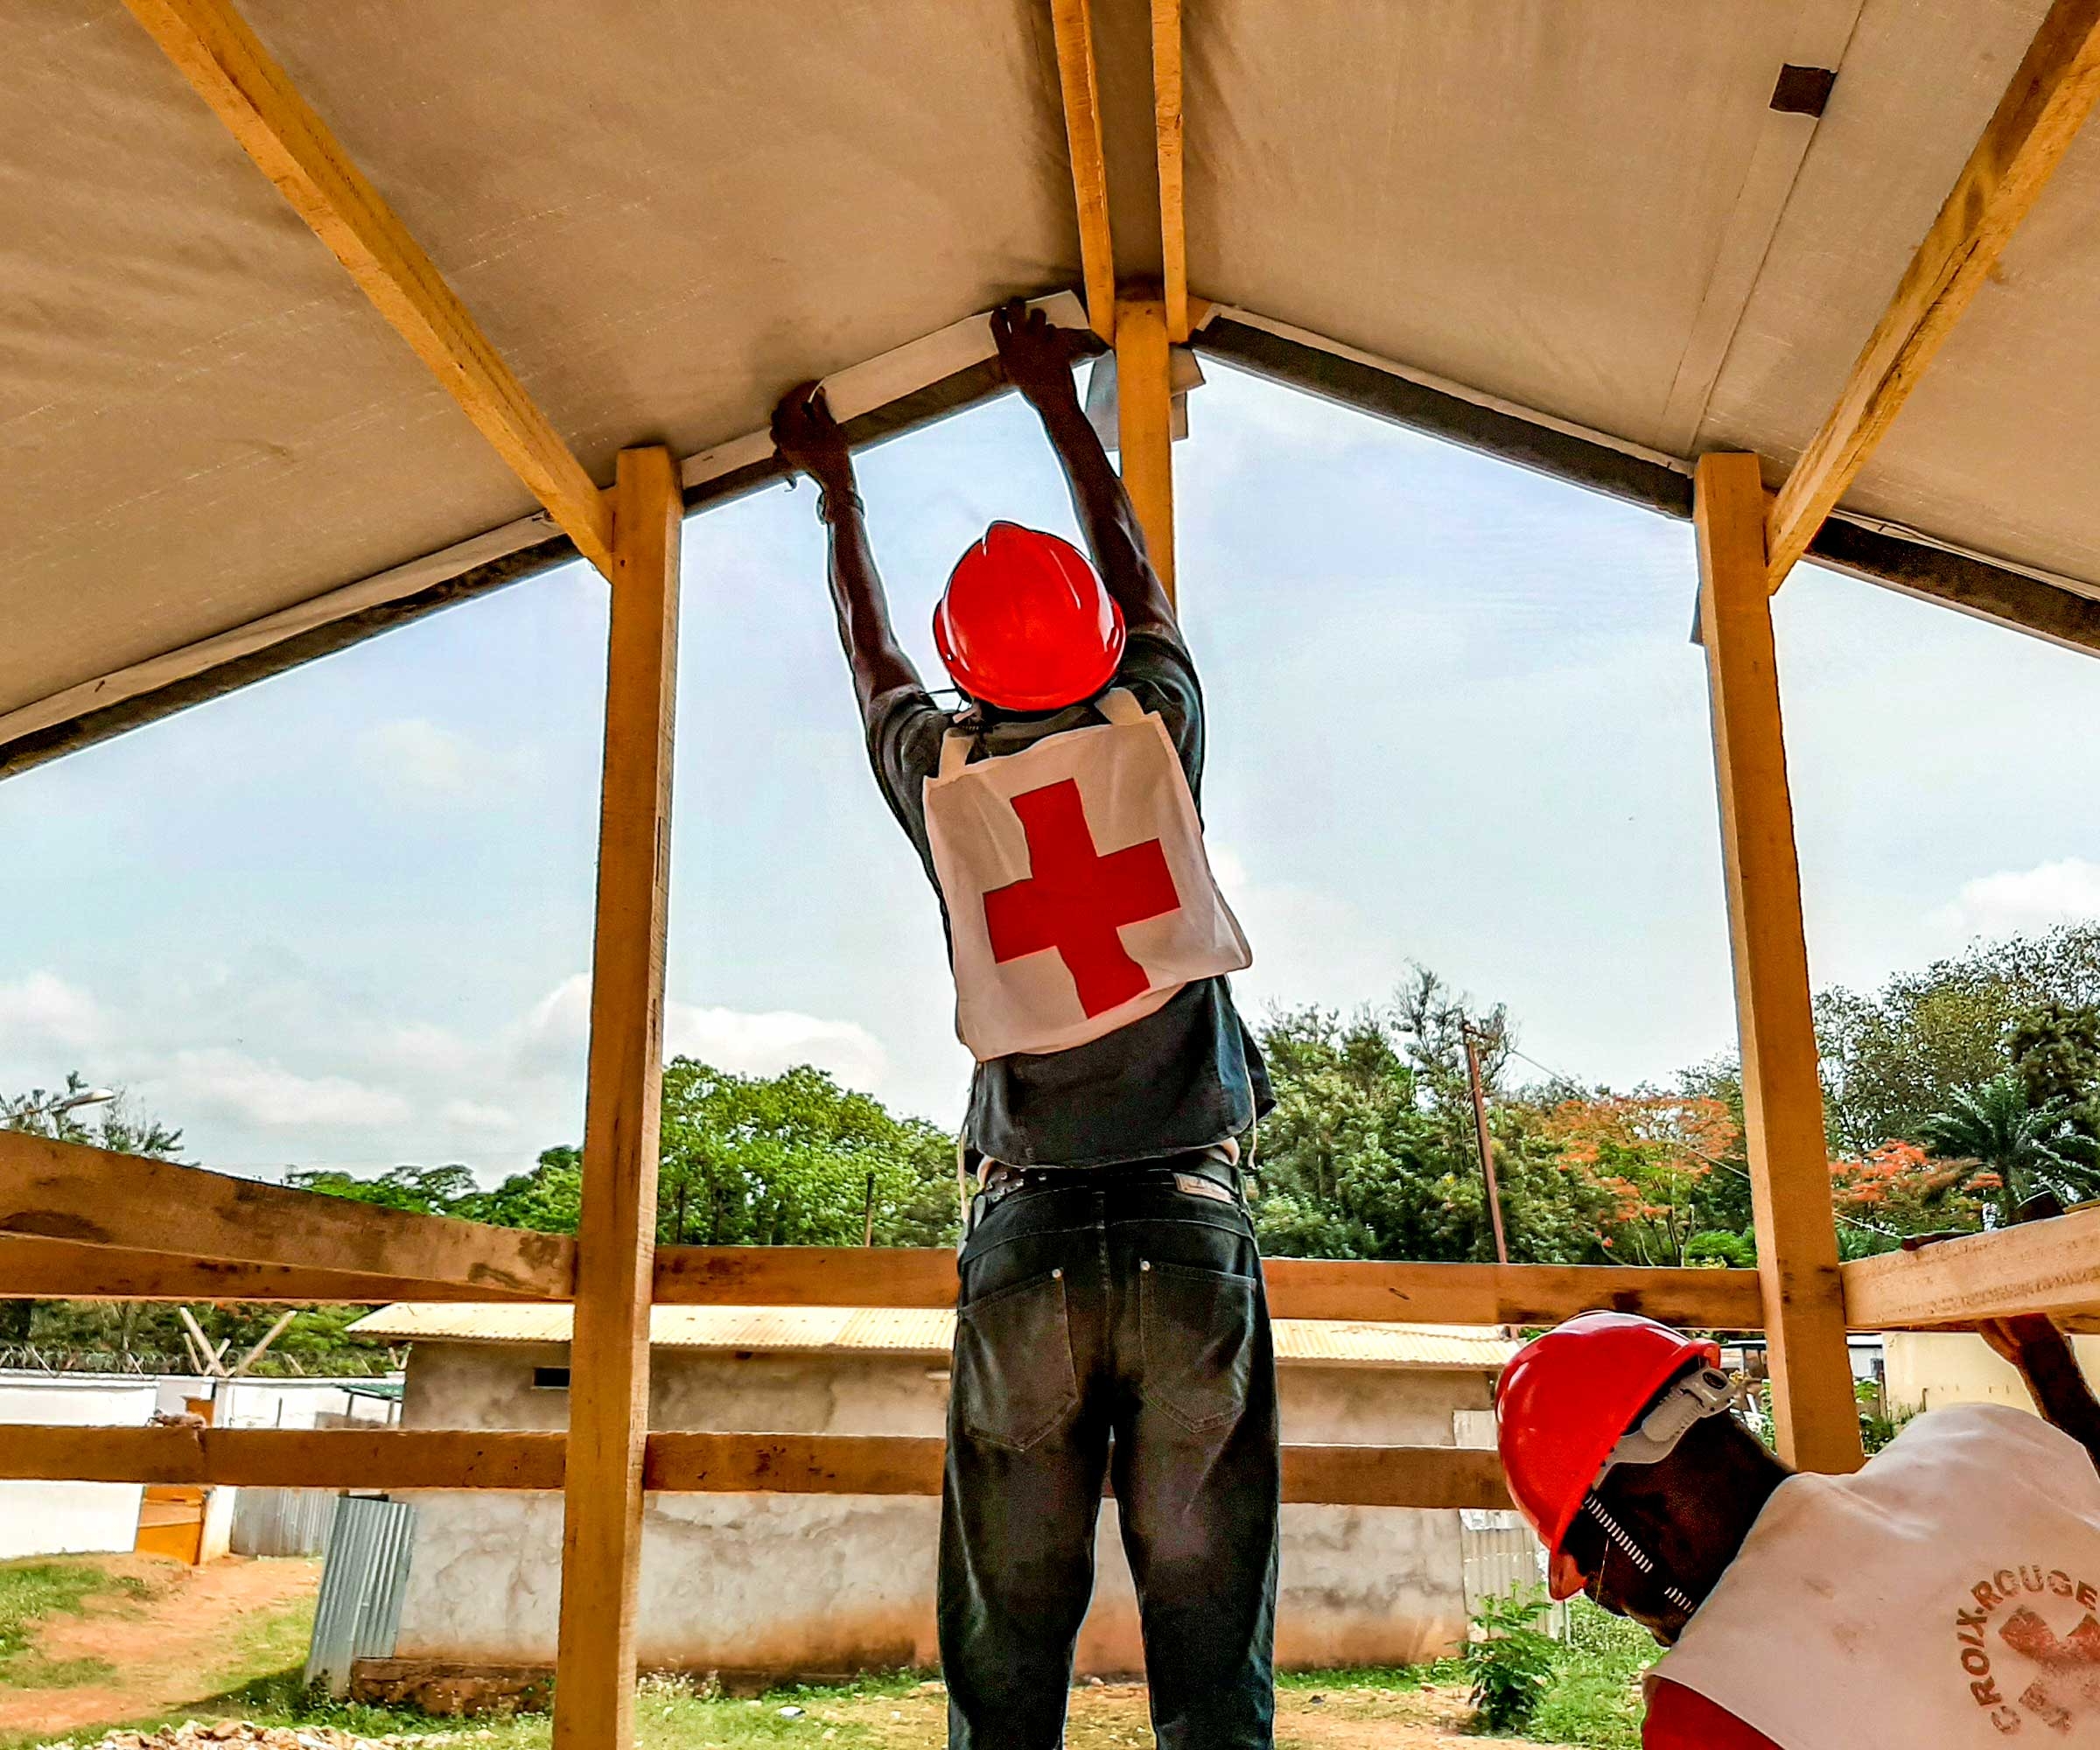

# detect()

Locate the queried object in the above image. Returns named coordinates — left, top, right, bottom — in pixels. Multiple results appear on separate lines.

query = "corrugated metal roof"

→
left=347, top=1304, right=1513, bottom=1369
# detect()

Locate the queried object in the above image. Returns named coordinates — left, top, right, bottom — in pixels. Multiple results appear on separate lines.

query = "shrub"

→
left=1463, top=1587, right=1560, bottom=1732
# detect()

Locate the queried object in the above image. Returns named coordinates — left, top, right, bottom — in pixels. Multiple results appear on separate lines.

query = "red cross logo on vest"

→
left=922, top=690, right=1252, bottom=1061
left=983, top=779, right=1181, bottom=1017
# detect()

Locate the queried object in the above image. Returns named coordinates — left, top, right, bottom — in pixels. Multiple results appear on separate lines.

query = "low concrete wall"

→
left=0, top=1375, right=155, bottom=1559
left=390, top=1342, right=1487, bottom=1677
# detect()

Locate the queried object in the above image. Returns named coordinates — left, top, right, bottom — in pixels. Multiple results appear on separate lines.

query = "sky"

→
left=4, top=360, right=2100, bottom=1181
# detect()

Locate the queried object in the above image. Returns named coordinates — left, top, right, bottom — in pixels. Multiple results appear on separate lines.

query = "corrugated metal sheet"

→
left=304, top=1495, right=416, bottom=1698
left=230, top=1487, right=339, bottom=1558
left=349, top=1302, right=1514, bottom=1369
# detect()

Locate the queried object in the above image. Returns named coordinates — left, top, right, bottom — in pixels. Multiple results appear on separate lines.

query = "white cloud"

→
left=0, top=971, right=102, bottom=1052
left=440, top=1098, right=519, bottom=1135
left=151, top=1048, right=412, bottom=1130
left=1932, top=858, right=2100, bottom=939
left=354, top=718, right=492, bottom=801
left=514, top=972, right=888, bottom=1088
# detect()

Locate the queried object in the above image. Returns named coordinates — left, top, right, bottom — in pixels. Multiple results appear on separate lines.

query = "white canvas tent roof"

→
left=5, top=0, right=2098, bottom=774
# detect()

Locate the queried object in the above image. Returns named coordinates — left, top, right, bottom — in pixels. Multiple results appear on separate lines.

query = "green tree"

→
left=1918, top=1074, right=2099, bottom=1225
left=2009, top=999, right=2100, bottom=1149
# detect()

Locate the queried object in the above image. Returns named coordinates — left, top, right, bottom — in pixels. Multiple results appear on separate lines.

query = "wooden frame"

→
left=1115, top=296, right=1179, bottom=602
left=0, top=1236, right=550, bottom=1304
left=551, top=446, right=683, bottom=1750
left=1697, top=454, right=1863, bottom=1474
left=1842, top=1205, right=2100, bottom=1330
left=1765, top=0, right=2100, bottom=590
left=120, top=0, right=615, bottom=576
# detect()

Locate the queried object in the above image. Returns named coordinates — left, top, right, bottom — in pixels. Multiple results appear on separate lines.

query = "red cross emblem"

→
left=982, top=779, right=1183, bottom=1017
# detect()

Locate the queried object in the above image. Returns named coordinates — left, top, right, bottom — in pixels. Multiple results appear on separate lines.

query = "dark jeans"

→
left=939, top=1159, right=1280, bottom=1749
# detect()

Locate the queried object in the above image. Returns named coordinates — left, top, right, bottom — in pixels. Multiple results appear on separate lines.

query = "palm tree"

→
left=1919, top=1074, right=2099, bottom=1226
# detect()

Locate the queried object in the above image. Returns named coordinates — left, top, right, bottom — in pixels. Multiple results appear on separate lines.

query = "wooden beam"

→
left=1844, top=1206, right=2100, bottom=1329
left=0, top=1131, right=572, bottom=1298
left=0, top=1425, right=566, bottom=1489
left=1116, top=296, right=1177, bottom=605
left=1152, top=0, right=1189, bottom=343
left=552, top=446, right=682, bottom=1750
left=1050, top=0, right=1117, bottom=340
left=653, top=1245, right=1767, bottom=1328
left=0, top=1426, right=1508, bottom=1508
left=1697, top=453, right=1861, bottom=1474
left=119, top=0, right=615, bottom=577
left=0, top=1235, right=550, bottom=1304
left=1765, top=0, right=2100, bottom=589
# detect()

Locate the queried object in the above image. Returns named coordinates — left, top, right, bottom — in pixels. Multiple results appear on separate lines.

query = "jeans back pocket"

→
left=1139, top=1258, right=1257, bottom=1434
left=953, top=1270, right=1082, bottom=1452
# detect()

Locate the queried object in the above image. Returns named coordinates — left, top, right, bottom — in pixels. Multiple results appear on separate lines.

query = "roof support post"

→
left=1696, top=453, right=1862, bottom=1474
left=551, top=446, right=682, bottom=1750
left=1116, top=296, right=1177, bottom=606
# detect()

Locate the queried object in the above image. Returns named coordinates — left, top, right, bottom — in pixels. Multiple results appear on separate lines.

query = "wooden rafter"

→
left=0, top=1130, right=573, bottom=1299
left=1698, top=454, right=1862, bottom=1474
left=1152, top=0, right=1188, bottom=342
left=1843, top=1206, right=2100, bottom=1329
left=120, top=0, right=615, bottom=577
left=1049, top=0, right=1117, bottom=340
left=1766, top=0, right=2100, bottom=591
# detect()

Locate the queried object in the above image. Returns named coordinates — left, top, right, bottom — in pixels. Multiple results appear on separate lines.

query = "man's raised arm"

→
left=771, top=383, right=924, bottom=732
left=990, top=300, right=1178, bottom=642
left=1981, top=1314, right=2100, bottom=1472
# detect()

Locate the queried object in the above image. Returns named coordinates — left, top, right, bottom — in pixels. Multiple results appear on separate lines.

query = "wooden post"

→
left=1116, top=296, right=1176, bottom=606
left=1696, top=452, right=1862, bottom=1474
left=550, top=444, right=682, bottom=1750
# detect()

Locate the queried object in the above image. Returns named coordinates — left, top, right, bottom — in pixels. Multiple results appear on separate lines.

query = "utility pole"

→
left=863, top=1171, right=877, bottom=1248
left=1462, top=1022, right=1510, bottom=1265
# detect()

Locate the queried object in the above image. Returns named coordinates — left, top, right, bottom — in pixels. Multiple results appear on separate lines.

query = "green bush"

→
left=1463, top=1587, right=1560, bottom=1731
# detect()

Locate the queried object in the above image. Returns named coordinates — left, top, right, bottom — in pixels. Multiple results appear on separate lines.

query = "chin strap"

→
left=1584, top=1495, right=1698, bottom=1616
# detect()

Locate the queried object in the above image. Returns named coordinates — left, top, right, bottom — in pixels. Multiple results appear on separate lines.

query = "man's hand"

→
left=992, top=298, right=1086, bottom=414
left=772, top=382, right=854, bottom=491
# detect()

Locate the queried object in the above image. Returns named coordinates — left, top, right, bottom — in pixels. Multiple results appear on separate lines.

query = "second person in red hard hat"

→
left=771, top=298, right=1278, bottom=1750
left=1495, top=1309, right=2100, bottom=1747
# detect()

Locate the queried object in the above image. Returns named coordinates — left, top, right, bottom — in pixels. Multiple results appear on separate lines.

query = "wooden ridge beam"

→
left=0, top=1130, right=573, bottom=1299
left=1151, top=0, right=1188, bottom=342
left=0, top=1426, right=1508, bottom=1508
left=1050, top=0, right=1116, bottom=339
left=0, top=1236, right=548, bottom=1304
left=1843, top=1206, right=2100, bottom=1330
left=1765, top=0, right=2100, bottom=590
left=120, top=0, right=615, bottom=576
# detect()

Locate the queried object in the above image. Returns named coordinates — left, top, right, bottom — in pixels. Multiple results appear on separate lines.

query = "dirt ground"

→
left=718, top=1679, right=1537, bottom=1750
left=0, top=1555, right=318, bottom=1742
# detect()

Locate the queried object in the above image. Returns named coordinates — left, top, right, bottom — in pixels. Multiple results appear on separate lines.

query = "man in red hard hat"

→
left=772, top=299, right=1277, bottom=1750
left=1496, top=1309, right=2100, bottom=1747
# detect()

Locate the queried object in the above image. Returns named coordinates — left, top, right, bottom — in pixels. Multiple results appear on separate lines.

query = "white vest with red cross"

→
left=921, top=689, right=1251, bottom=1062
left=1649, top=1404, right=2100, bottom=1746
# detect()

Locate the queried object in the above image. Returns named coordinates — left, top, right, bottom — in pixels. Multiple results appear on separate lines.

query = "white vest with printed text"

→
left=1651, top=1404, right=2100, bottom=1746
left=921, top=689, right=1251, bottom=1062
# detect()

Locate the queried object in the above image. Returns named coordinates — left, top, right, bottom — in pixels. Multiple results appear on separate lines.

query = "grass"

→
left=0, top=1559, right=156, bottom=1690
left=1514, top=1600, right=1660, bottom=1750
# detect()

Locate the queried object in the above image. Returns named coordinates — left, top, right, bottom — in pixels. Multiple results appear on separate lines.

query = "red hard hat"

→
left=1494, top=1311, right=1721, bottom=1592
left=933, top=522, right=1125, bottom=711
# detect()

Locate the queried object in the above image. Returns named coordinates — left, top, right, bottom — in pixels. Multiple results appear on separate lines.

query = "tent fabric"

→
left=4, top=0, right=2097, bottom=747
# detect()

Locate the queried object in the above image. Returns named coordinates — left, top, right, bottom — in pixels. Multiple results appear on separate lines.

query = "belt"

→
left=967, top=1146, right=1242, bottom=1230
